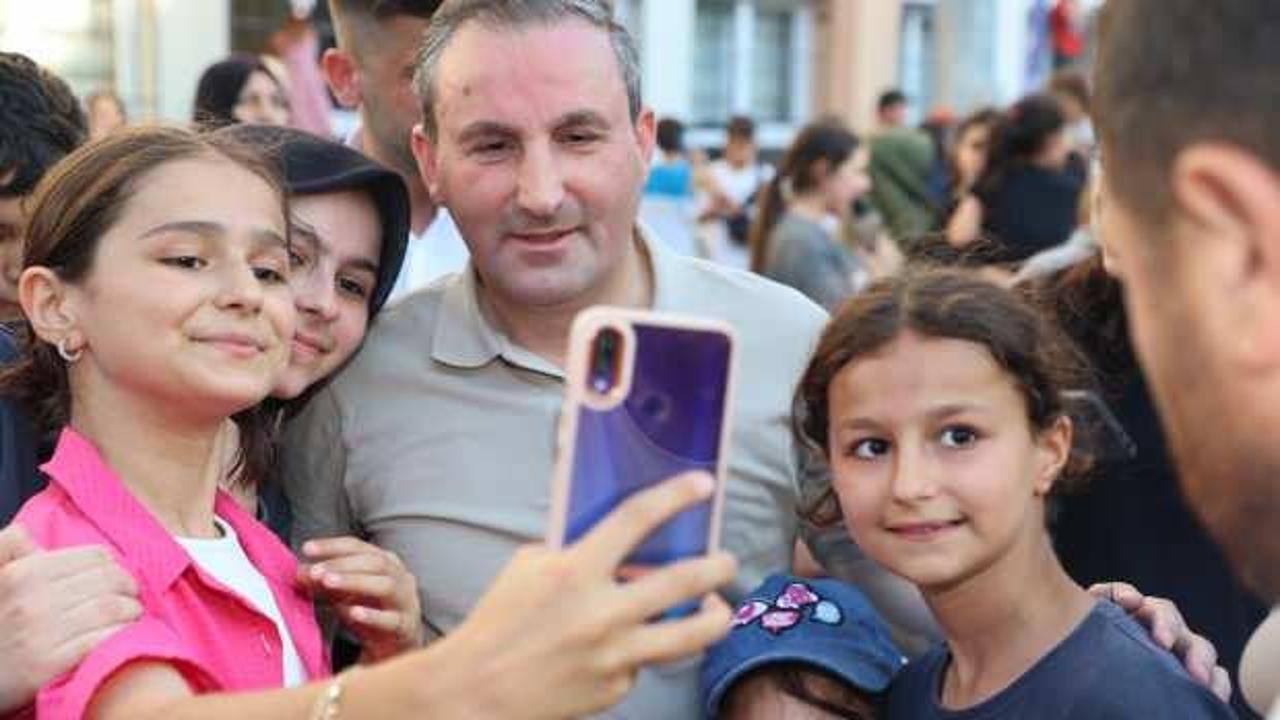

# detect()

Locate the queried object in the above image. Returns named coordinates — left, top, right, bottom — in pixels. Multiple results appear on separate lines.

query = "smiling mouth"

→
left=886, top=519, right=965, bottom=540
left=508, top=228, right=576, bottom=245
left=291, top=334, right=330, bottom=359
left=194, top=333, right=268, bottom=358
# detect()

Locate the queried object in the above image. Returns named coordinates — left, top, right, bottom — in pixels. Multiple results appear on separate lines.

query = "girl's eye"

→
left=940, top=426, right=980, bottom=449
left=337, top=276, right=370, bottom=299
left=851, top=438, right=890, bottom=460
left=162, top=256, right=205, bottom=270
left=253, top=266, right=286, bottom=284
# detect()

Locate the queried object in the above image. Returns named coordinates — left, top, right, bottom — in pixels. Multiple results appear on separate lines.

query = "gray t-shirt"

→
left=282, top=226, right=829, bottom=719
left=760, top=213, right=865, bottom=310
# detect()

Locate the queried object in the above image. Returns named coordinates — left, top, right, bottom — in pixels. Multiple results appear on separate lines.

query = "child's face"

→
left=271, top=189, right=381, bottom=400
left=825, top=331, right=1070, bottom=592
left=61, top=155, right=294, bottom=419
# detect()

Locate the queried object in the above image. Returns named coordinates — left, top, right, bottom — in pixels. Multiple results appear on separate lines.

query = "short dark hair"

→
left=414, top=0, right=641, bottom=141
left=0, top=53, right=87, bottom=198
left=1092, top=0, right=1280, bottom=226
left=794, top=268, right=1096, bottom=527
left=726, top=115, right=755, bottom=142
left=329, top=0, right=443, bottom=54
left=878, top=89, right=906, bottom=113
left=656, top=117, right=685, bottom=154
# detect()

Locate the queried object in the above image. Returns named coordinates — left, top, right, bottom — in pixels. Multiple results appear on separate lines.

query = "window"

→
left=0, top=0, right=114, bottom=97
left=900, top=0, right=937, bottom=125
left=692, top=0, right=736, bottom=125
left=752, top=8, right=793, bottom=122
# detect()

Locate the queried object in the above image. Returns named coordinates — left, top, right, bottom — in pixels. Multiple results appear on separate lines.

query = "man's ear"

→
left=1170, top=144, right=1280, bottom=373
left=410, top=123, right=441, bottom=200
left=634, top=107, right=657, bottom=168
left=321, top=48, right=362, bottom=109
left=19, top=267, right=83, bottom=351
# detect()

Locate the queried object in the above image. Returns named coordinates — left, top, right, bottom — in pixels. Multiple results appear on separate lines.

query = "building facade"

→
left=0, top=0, right=1097, bottom=148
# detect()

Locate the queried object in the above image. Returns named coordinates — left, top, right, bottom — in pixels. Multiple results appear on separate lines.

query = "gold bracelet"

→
left=310, top=668, right=357, bottom=720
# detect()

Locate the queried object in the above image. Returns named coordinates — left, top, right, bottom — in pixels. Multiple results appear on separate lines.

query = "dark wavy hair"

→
left=0, top=126, right=291, bottom=487
left=794, top=267, right=1097, bottom=526
left=0, top=52, right=87, bottom=198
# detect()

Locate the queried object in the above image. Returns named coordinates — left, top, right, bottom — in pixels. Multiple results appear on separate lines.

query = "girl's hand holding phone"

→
left=298, top=536, right=424, bottom=662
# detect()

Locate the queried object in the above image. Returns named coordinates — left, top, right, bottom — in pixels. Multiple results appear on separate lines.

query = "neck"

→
left=69, top=375, right=226, bottom=539
left=477, top=231, right=653, bottom=367
left=788, top=194, right=833, bottom=226
left=354, top=122, right=437, bottom=235
left=923, top=528, right=1093, bottom=709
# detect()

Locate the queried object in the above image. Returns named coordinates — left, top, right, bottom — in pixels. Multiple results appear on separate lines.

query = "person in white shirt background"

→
left=321, top=0, right=469, bottom=300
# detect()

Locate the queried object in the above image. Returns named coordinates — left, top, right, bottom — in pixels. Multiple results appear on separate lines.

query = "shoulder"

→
left=1059, top=604, right=1236, bottom=718
left=12, top=483, right=99, bottom=548
left=887, top=645, right=947, bottom=715
left=363, top=281, right=451, bottom=351
left=333, top=280, right=452, bottom=387
left=38, top=617, right=218, bottom=720
left=662, top=251, right=829, bottom=341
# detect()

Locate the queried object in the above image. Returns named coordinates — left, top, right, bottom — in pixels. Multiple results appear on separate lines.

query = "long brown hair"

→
left=794, top=267, right=1096, bottom=526
left=0, top=125, right=290, bottom=486
left=748, top=121, right=860, bottom=273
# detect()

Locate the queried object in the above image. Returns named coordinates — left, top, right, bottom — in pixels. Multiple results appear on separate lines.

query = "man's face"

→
left=415, top=19, right=655, bottom=309
left=881, top=103, right=907, bottom=128
left=357, top=15, right=431, bottom=178
left=1099, top=163, right=1280, bottom=600
left=0, top=193, right=26, bottom=322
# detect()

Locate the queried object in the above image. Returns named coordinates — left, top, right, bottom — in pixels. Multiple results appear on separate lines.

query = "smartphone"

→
left=546, top=307, right=736, bottom=567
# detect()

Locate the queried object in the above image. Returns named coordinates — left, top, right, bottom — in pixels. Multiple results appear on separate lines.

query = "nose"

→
left=293, top=265, right=339, bottom=322
left=213, top=260, right=265, bottom=314
left=888, top=442, right=940, bottom=504
left=516, top=141, right=566, bottom=219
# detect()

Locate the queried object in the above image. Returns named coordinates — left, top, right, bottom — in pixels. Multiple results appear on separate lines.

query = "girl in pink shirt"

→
left=0, top=127, right=422, bottom=718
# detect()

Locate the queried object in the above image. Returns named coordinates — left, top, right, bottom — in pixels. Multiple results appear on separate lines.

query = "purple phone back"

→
left=562, top=322, right=732, bottom=565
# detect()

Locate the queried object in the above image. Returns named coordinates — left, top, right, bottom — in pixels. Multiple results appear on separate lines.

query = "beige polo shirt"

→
left=282, top=226, right=828, bottom=719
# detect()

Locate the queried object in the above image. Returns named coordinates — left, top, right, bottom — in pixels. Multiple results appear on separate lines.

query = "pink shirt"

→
left=13, top=428, right=329, bottom=720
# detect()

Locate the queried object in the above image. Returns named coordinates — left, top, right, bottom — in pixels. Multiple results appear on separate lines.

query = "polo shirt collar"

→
left=432, top=223, right=677, bottom=376
left=41, top=427, right=297, bottom=593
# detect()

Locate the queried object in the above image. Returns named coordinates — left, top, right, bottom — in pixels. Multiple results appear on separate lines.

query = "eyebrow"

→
left=553, top=110, right=610, bottom=132
left=139, top=220, right=287, bottom=252
left=289, top=218, right=378, bottom=275
left=835, top=403, right=989, bottom=432
left=456, top=110, right=613, bottom=145
left=457, top=120, right=518, bottom=145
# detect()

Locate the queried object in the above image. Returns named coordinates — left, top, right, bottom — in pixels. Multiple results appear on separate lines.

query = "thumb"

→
left=0, top=523, right=38, bottom=566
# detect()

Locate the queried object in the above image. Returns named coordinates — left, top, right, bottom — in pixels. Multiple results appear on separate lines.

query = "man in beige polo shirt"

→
left=281, top=2, right=837, bottom=717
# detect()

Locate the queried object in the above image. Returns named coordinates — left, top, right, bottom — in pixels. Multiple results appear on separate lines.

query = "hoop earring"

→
left=56, top=338, right=83, bottom=364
